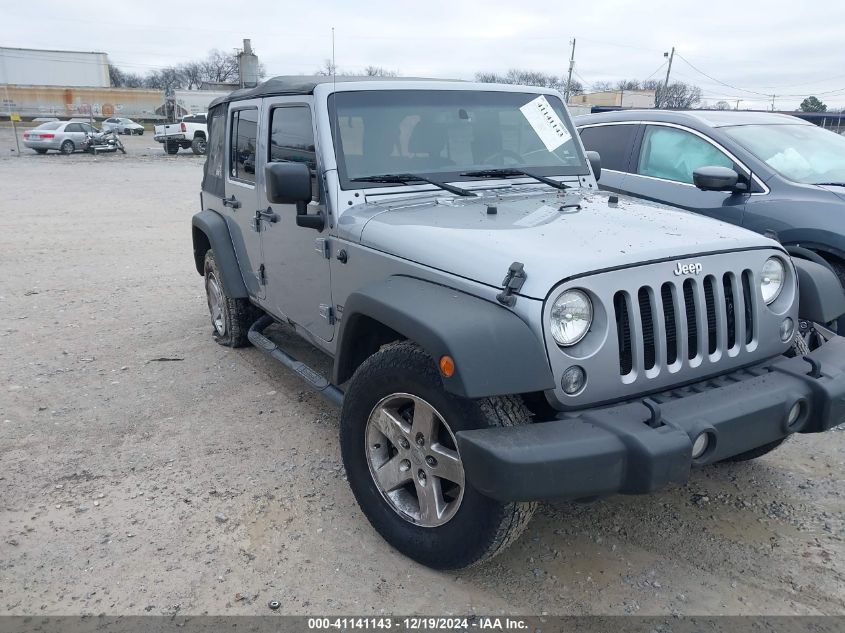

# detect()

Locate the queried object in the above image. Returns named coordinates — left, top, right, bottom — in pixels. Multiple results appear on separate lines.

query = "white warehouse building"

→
left=0, top=46, right=110, bottom=88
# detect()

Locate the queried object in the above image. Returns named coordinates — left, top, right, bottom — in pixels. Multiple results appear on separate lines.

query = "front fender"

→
left=191, top=210, right=249, bottom=298
left=334, top=276, right=555, bottom=399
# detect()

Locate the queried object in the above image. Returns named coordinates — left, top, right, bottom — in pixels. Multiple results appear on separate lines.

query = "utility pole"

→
left=564, top=38, right=576, bottom=102
left=771, top=94, right=776, bottom=111
left=661, top=46, right=675, bottom=109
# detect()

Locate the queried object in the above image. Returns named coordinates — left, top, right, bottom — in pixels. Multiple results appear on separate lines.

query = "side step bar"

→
left=247, top=315, right=345, bottom=408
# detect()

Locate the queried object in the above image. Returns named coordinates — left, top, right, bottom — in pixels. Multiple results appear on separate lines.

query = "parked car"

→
left=154, top=113, right=207, bottom=155
left=575, top=110, right=845, bottom=331
left=22, top=120, right=98, bottom=154
left=101, top=117, right=144, bottom=135
left=191, top=76, right=845, bottom=570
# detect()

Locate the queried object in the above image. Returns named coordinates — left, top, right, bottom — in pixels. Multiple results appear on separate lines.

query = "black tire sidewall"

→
left=341, top=345, right=516, bottom=569
left=61, top=140, right=74, bottom=154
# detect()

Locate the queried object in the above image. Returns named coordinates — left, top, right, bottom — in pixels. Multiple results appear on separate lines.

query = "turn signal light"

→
left=439, top=355, right=455, bottom=378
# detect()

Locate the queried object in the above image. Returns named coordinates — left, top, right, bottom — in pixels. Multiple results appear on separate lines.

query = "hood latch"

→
left=497, top=262, right=526, bottom=307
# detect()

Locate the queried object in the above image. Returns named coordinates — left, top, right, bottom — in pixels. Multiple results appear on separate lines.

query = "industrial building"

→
left=0, top=46, right=111, bottom=88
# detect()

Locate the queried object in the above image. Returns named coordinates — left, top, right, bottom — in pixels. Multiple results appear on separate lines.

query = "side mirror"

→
left=265, top=162, right=312, bottom=205
left=693, top=166, right=740, bottom=192
left=585, top=150, right=601, bottom=180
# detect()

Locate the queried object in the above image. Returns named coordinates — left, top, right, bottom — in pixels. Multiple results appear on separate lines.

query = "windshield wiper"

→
left=813, top=182, right=845, bottom=187
left=350, top=173, right=476, bottom=197
left=460, top=168, right=571, bottom=191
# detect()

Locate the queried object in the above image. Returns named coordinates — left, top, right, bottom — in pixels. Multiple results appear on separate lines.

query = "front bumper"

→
left=457, top=337, right=845, bottom=502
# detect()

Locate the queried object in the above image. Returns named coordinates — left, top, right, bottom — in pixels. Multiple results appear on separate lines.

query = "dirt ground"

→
left=0, top=127, right=843, bottom=617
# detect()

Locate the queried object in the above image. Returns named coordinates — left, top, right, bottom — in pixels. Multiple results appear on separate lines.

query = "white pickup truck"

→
left=154, top=113, right=207, bottom=155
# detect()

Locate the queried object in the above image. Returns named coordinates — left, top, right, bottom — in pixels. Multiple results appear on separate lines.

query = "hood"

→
left=343, top=187, right=775, bottom=299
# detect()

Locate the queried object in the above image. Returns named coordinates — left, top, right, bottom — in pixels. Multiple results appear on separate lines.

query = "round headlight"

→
left=760, top=257, right=785, bottom=305
left=550, top=289, right=593, bottom=346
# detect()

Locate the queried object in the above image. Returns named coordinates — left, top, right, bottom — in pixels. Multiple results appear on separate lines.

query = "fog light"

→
left=691, top=432, right=710, bottom=459
left=780, top=317, right=795, bottom=342
left=561, top=366, right=586, bottom=395
left=787, top=401, right=803, bottom=427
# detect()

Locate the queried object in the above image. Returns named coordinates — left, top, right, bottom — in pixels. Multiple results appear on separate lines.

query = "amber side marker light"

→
left=439, top=355, right=456, bottom=378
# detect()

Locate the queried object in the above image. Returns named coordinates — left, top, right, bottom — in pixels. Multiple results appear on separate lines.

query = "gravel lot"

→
left=1, top=126, right=843, bottom=617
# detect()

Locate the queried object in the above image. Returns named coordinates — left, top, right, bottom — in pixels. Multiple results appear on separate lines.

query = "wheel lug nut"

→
left=415, top=433, right=425, bottom=446
left=399, top=459, right=410, bottom=472
left=399, top=438, right=410, bottom=449
left=417, top=470, right=427, bottom=485
left=425, top=456, right=437, bottom=467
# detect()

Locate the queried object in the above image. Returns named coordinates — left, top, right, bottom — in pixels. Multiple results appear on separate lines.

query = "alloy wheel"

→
left=365, top=393, right=465, bottom=527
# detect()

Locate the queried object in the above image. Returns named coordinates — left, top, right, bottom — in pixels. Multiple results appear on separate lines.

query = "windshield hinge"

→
left=258, top=264, right=267, bottom=285
left=315, top=238, right=330, bottom=259
left=497, top=262, right=526, bottom=307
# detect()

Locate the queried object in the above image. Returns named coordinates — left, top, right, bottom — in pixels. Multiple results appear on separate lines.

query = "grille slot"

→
left=704, top=276, right=717, bottom=354
left=661, top=283, right=678, bottom=365
left=616, top=268, right=754, bottom=377
left=614, top=292, right=633, bottom=375
left=742, top=270, right=754, bottom=344
left=683, top=279, right=697, bottom=360
left=638, top=288, right=656, bottom=371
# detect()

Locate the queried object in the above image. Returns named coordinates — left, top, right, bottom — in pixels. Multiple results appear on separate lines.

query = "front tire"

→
left=203, top=250, right=255, bottom=347
left=340, top=341, right=536, bottom=569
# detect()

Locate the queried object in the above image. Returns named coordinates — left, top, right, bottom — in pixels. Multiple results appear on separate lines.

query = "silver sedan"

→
left=22, top=121, right=99, bottom=154
left=101, top=117, right=145, bottom=135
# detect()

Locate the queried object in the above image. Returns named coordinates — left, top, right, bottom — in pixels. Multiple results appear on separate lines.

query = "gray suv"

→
left=575, top=110, right=845, bottom=333
left=191, top=77, right=845, bottom=569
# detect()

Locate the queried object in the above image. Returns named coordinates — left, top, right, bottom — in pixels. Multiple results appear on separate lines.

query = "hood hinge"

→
left=496, top=262, right=526, bottom=307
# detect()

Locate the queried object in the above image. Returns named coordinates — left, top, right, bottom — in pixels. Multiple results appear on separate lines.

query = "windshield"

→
left=329, top=90, right=588, bottom=189
left=723, top=123, right=845, bottom=185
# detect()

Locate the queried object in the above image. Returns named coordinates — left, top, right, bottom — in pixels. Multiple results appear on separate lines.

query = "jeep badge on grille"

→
left=674, top=261, right=703, bottom=276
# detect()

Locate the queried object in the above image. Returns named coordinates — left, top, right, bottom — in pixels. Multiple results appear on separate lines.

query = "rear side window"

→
left=65, top=123, right=83, bottom=132
left=578, top=124, right=637, bottom=172
left=230, top=108, right=258, bottom=184
left=637, top=125, right=733, bottom=184
left=269, top=106, right=318, bottom=198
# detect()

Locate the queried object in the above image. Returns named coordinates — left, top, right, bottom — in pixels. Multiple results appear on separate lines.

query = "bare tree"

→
left=201, top=49, right=239, bottom=83
left=475, top=69, right=580, bottom=96
left=714, top=100, right=731, bottom=110
left=656, top=81, right=702, bottom=109
left=108, top=64, right=145, bottom=89
left=364, top=65, right=397, bottom=77
left=144, top=67, right=184, bottom=95
left=179, top=62, right=204, bottom=90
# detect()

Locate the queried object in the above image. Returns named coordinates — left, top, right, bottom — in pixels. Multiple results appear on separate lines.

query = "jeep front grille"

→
left=613, top=270, right=755, bottom=378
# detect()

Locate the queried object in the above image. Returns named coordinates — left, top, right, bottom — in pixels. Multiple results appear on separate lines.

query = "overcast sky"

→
left=3, top=0, right=845, bottom=111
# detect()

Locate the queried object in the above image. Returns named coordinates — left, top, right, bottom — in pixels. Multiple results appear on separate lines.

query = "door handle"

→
left=222, top=195, right=241, bottom=209
left=256, top=207, right=279, bottom=223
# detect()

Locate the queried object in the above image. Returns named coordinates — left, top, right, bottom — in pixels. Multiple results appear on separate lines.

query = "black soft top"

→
left=208, top=75, right=457, bottom=108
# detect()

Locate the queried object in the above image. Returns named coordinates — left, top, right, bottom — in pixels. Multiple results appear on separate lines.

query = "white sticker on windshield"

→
left=519, top=95, right=571, bottom=152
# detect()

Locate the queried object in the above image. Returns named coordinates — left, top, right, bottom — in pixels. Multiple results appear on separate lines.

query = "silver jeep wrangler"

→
left=192, top=76, right=845, bottom=569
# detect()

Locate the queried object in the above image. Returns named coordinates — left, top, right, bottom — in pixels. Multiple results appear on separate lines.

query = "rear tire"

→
left=203, top=250, right=255, bottom=348
left=191, top=136, right=207, bottom=155
left=60, top=140, right=74, bottom=155
left=340, top=341, right=536, bottom=569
